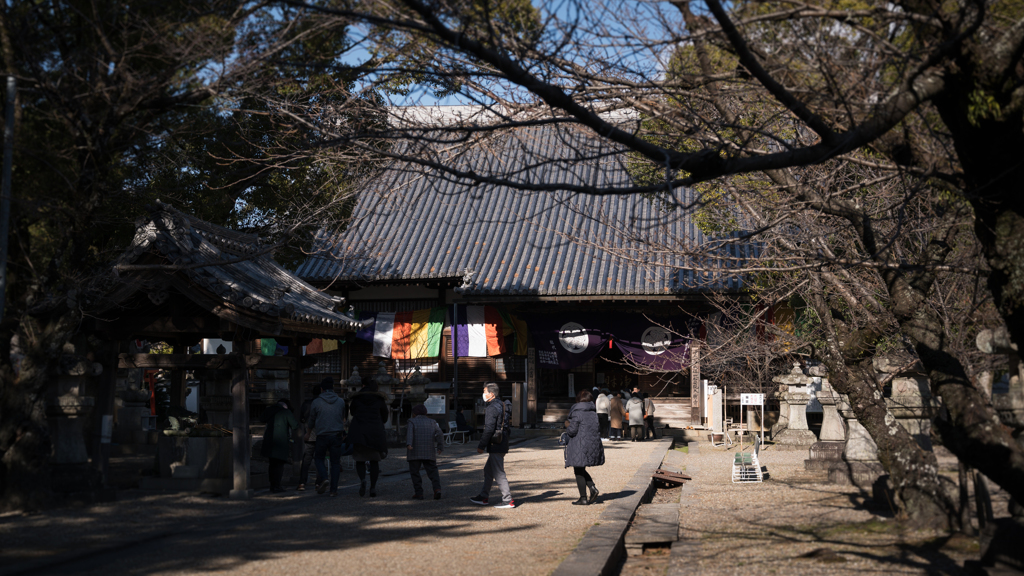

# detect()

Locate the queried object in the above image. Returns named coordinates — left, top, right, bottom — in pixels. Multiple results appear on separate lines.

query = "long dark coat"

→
left=346, top=389, right=389, bottom=452
left=564, top=402, right=605, bottom=468
left=261, top=404, right=298, bottom=461
left=608, top=396, right=626, bottom=429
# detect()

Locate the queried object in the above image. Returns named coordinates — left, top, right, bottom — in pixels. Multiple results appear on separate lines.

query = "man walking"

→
left=308, top=377, right=347, bottom=497
left=470, top=383, right=515, bottom=508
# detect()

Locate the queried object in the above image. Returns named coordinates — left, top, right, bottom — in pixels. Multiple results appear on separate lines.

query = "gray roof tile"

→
left=297, top=126, right=751, bottom=296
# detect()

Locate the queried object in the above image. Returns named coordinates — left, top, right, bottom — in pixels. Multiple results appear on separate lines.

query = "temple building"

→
left=295, top=116, right=755, bottom=429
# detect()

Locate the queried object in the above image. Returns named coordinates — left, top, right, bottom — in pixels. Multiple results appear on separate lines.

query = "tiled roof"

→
left=110, top=201, right=372, bottom=335
left=297, top=125, right=752, bottom=297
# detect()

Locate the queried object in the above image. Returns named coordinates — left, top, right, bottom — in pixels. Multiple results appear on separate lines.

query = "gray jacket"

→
left=626, top=397, right=645, bottom=426
left=406, top=415, right=443, bottom=461
left=308, top=390, right=346, bottom=436
left=644, top=397, right=655, bottom=417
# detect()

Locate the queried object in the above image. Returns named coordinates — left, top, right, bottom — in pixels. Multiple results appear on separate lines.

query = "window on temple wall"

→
left=304, top=350, right=342, bottom=374
left=494, top=356, right=525, bottom=375
left=395, top=358, right=440, bottom=374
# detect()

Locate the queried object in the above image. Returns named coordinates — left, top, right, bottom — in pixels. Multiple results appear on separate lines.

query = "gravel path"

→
left=1, top=437, right=661, bottom=576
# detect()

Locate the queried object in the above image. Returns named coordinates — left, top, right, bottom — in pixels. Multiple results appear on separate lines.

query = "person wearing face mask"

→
left=469, top=383, right=515, bottom=508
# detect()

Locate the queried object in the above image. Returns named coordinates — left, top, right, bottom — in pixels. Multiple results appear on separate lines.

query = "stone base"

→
left=805, top=458, right=842, bottom=471
left=828, top=461, right=886, bottom=489
left=774, top=428, right=818, bottom=448
left=805, top=441, right=845, bottom=470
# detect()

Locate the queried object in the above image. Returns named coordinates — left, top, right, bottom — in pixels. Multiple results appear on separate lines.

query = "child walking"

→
left=406, top=404, right=444, bottom=499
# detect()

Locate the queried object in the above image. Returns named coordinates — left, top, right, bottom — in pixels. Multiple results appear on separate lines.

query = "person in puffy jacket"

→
left=564, top=390, right=605, bottom=505
left=625, top=394, right=645, bottom=442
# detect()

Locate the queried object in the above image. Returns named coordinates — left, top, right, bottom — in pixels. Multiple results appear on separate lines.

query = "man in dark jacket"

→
left=469, top=383, right=515, bottom=508
left=309, top=377, right=347, bottom=496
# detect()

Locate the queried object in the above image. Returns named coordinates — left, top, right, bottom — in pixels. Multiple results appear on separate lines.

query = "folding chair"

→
left=732, top=435, right=763, bottom=483
left=448, top=421, right=468, bottom=444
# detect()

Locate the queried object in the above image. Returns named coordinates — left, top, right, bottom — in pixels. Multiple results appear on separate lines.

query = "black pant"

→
left=573, top=466, right=593, bottom=498
left=314, top=433, right=345, bottom=493
left=356, top=461, right=380, bottom=488
left=610, top=427, right=622, bottom=439
left=645, top=416, right=657, bottom=438
left=409, top=459, right=441, bottom=496
left=269, top=457, right=286, bottom=490
left=630, top=425, right=644, bottom=441
left=597, top=414, right=610, bottom=438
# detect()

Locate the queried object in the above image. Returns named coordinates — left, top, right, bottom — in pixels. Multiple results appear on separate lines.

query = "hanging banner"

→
left=527, top=314, right=608, bottom=370
left=604, top=315, right=693, bottom=372
left=450, top=305, right=523, bottom=358
left=355, top=308, right=446, bottom=359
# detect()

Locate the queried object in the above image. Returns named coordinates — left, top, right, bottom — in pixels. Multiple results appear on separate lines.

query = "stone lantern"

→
left=345, top=366, right=363, bottom=396
left=772, top=363, right=817, bottom=448
left=407, top=366, right=431, bottom=395
left=372, top=361, right=395, bottom=398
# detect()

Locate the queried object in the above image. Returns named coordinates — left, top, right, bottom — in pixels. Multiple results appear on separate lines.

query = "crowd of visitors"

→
left=266, top=378, right=658, bottom=508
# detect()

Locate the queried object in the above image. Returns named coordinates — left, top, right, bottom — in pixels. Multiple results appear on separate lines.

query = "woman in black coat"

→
left=347, top=383, right=389, bottom=497
left=564, top=389, right=605, bottom=505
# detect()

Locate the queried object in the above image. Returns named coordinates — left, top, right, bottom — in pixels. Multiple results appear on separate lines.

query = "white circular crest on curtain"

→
left=641, top=326, right=672, bottom=355
left=558, top=322, right=589, bottom=353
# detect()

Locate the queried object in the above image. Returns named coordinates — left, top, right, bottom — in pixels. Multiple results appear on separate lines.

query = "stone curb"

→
left=550, top=438, right=674, bottom=576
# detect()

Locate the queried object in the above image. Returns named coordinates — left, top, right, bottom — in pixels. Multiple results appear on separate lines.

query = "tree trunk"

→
left=807, top=288, right=960, bottom=529
left=0, top=307, right=80, bottom=511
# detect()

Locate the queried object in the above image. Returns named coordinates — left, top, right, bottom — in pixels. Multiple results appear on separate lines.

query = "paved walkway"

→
left=0, top=437, right=662, bottom=576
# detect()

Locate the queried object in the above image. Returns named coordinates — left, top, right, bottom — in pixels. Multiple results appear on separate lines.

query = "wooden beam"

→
left=117, top=353, right=305, bottom=370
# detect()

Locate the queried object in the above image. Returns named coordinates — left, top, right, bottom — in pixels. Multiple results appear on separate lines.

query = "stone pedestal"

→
left=817, top=386, right=845, bottom=442
left=887, top=376, right=938, bottom=451
left=774, top=392, right=817, bottom=449
left=805, top=385, right=845, bottom=470
left=828, top=394, right=885, bottom=488
left=771, top=387, right=790, bottom=438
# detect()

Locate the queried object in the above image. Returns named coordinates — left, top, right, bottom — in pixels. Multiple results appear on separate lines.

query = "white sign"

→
left=741, top=393, right=764, bottom=406
left=706, top=385, right=718, bottom=395
left=424, top=395, right=446, bottom=414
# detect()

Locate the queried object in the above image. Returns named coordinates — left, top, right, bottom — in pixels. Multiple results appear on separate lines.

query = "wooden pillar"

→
left=92, top=341, right=120, bottom=486
left=288, top=343, right=304, bottom=464
left=230, top=341, right=252, bottom=500
left=526, top=347, right=538, bottom=425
